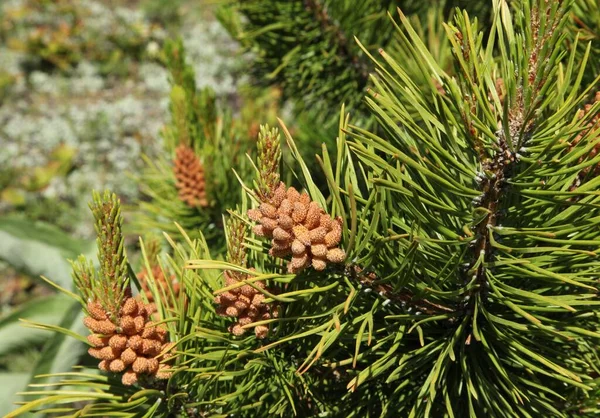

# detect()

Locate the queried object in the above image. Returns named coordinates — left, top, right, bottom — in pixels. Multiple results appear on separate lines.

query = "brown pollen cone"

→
left=248, top=182, right=346, bottom=273
left=173, top=144, right=208, bottom=208
left=569, top=91, right=600, bottom=186
left=84, top=299, right=173, bottom=385
left=214, top=271, right=276, bottom=339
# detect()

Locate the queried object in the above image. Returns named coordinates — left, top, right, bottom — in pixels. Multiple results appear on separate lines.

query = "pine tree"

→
left=218, top=0, right=494, bottom=124
left=8, top=0, right=600, bottom=417
left=216, top=0, right=496, bottom=171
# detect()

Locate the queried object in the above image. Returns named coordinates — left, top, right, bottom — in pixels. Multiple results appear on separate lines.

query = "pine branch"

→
left=223, top=0, right=495, bottom=126
left=73, top=190, right=130, bottom=318
left=462, top=125, right=518, bottom=340
left=302, top=0, right=370, bottom=84
left=461, top=1, right=569, bottom=342
left=348, top=265, right=455, bottom=315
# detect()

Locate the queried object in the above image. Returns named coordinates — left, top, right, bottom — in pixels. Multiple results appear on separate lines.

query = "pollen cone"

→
left=173, top=144, right=208, bottom=207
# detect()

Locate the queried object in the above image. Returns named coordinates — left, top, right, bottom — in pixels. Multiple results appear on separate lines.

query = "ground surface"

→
left=0, top=0, right=243, bottom=398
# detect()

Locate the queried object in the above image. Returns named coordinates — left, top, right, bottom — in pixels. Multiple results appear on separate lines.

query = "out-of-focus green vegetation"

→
left=0, top=0, right=248, bottom=235
left=3, top=0, right=165, bottom=75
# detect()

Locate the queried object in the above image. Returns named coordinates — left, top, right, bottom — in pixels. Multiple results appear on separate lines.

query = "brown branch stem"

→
left=348, top=265, right=455, bottom=315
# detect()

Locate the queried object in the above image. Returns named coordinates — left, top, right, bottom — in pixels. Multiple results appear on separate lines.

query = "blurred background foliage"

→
left=0, top=0, right=285, bottom=414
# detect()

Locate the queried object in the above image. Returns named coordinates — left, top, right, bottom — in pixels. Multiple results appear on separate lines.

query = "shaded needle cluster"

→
left=137, top=264, right=180, bottom=305
left=569, top=91, right=600, bottom=179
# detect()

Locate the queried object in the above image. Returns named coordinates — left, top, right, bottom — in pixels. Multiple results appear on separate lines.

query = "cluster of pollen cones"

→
left=137, top=264, right=180, bottom=304
left=173, top=144, right=208, bottom=207
left=248, top=182, right=346, bottom=273
left=214, top=271, right=276, bottom=339
left=84, top=298, right=172, bottom=385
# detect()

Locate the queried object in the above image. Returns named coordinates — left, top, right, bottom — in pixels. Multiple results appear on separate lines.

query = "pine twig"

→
left=348, top=265, right=454, bottom=315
